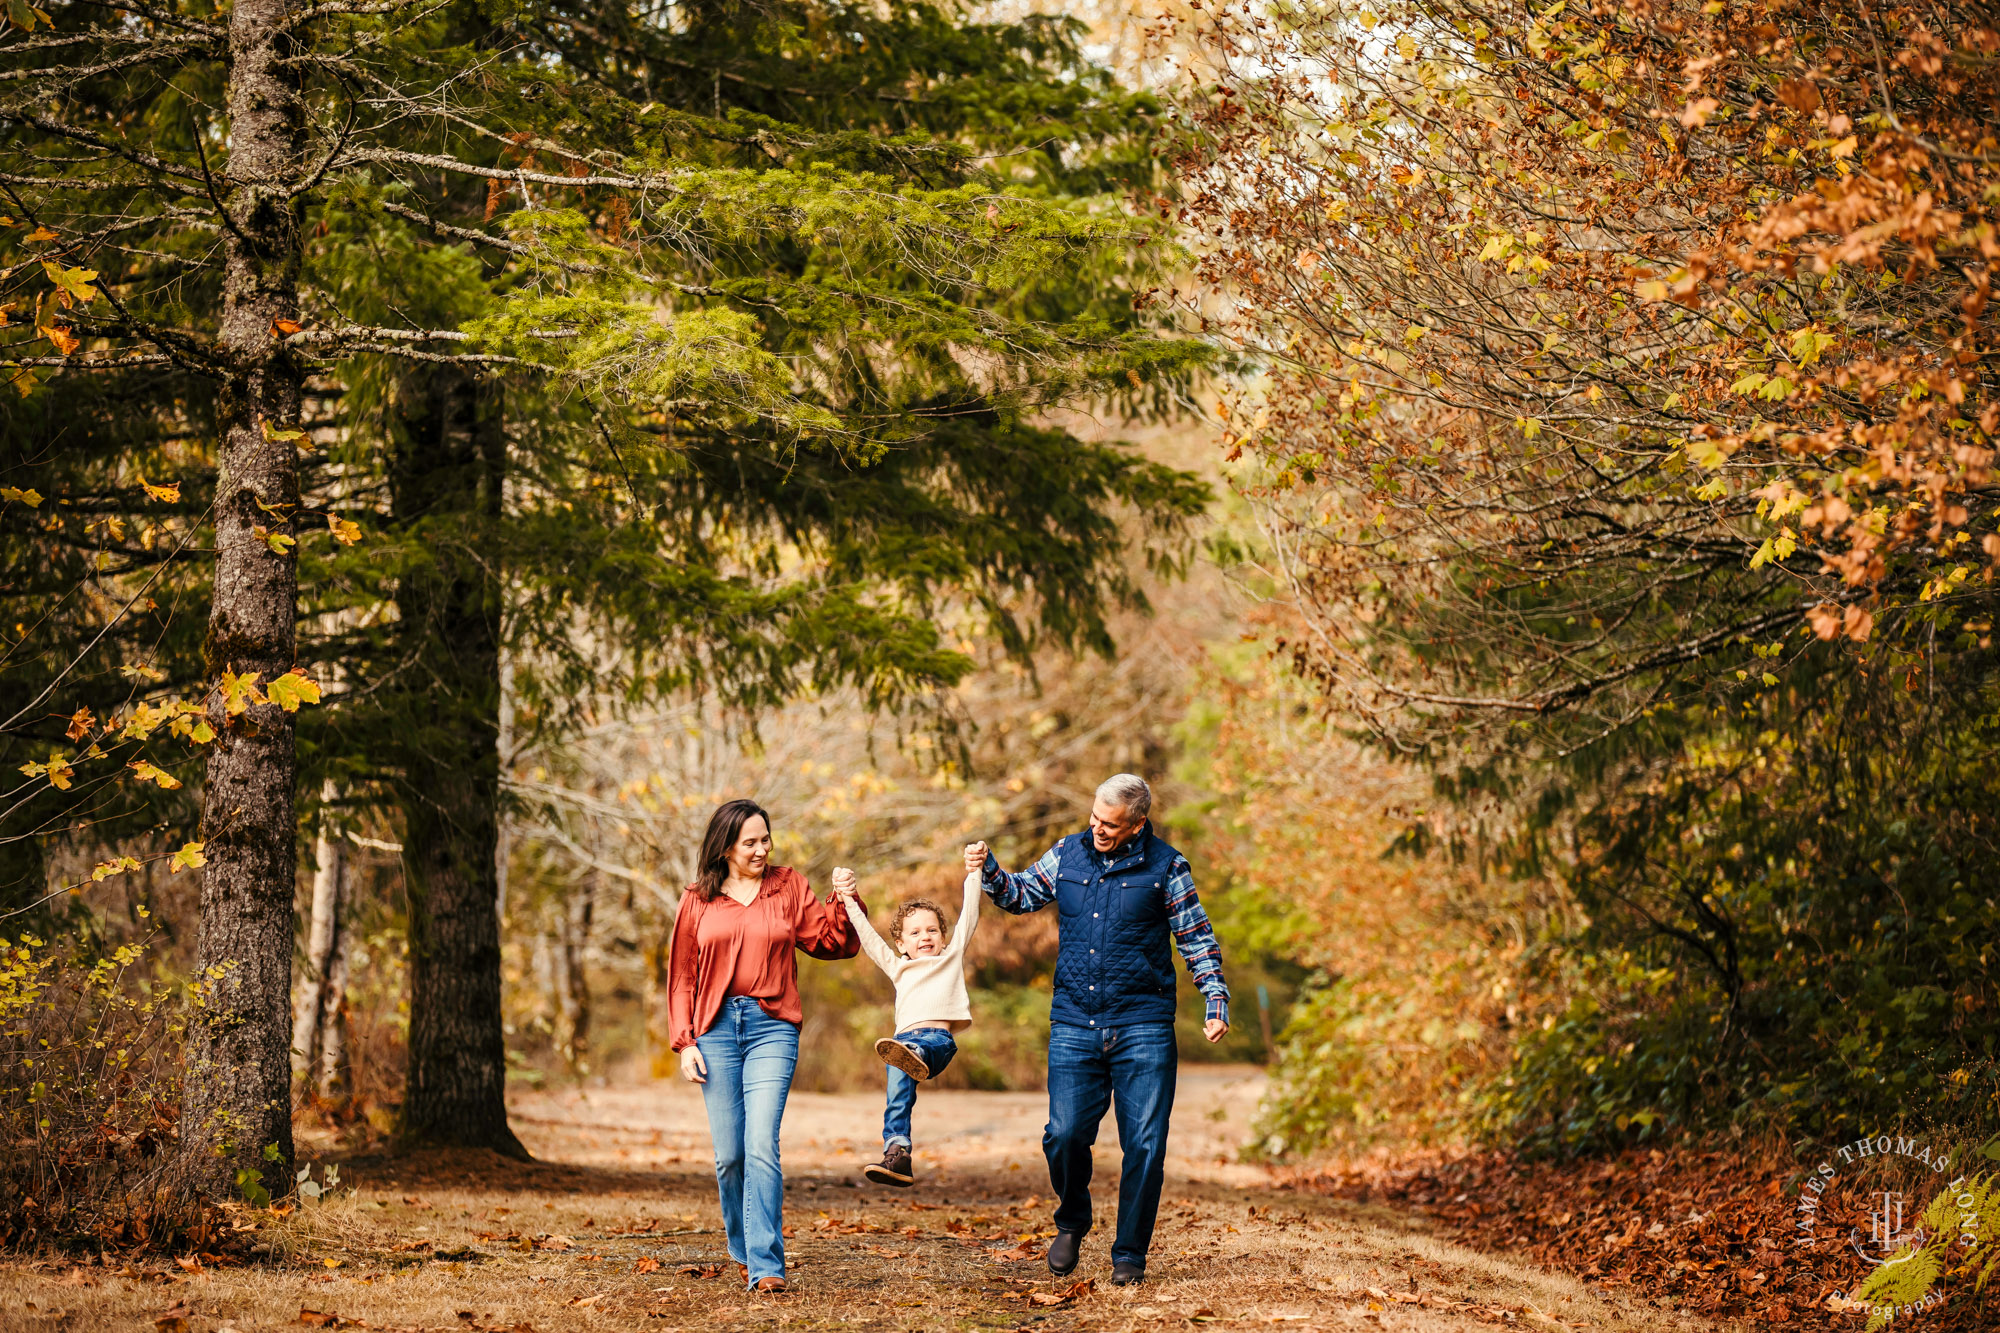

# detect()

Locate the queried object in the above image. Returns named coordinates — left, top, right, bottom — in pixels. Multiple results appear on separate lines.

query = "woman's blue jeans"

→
left=695, top=996, right=799, bottom=1287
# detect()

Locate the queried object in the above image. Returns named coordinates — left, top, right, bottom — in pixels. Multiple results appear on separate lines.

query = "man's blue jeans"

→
left=695, top=996, right=799, bottom=1287
left=1044, top=1022, right=1176, bottom=1268
left=882, top=1026, right=959, bottom=1148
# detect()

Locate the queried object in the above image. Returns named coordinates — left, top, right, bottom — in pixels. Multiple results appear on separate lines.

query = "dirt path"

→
left=0, top=1066, right=1736, bottom=1333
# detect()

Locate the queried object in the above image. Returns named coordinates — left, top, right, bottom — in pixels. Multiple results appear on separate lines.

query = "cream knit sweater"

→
left=842, top=872, right=981, bottom=1033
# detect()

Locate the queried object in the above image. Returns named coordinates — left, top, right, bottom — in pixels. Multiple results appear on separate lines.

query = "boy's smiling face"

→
left=898, top=908, right=946, bottom=958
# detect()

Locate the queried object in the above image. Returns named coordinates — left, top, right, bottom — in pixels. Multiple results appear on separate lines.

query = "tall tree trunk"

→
left=553, top=872, right=595, bottom=1074
left=294, top=782, right=346, bottom=1098
left=181, top=0, right=305, bottom=1198
left=318, top=920, right=352, bottom=1098
left=643, top=894, right=682, bottom=1079
left=392, top=365, right=525, bottom=1156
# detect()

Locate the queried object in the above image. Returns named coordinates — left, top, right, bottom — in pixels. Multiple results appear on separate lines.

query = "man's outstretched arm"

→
left=1165, top=857, right=1231, bottom=1035
left=974, top=839, right=1062, bottom=915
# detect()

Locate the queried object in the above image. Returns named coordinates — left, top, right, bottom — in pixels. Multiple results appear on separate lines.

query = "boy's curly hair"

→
left=890, top=898, right=950, bottom=949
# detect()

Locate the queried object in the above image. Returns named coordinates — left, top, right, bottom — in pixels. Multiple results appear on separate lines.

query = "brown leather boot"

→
left=753, top=1276, right=788, bottom=1293
left=863, top=1143, right=914, bottom=1186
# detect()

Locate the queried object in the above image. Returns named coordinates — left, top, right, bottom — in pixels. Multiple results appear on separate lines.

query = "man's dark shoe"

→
left=863, top=1143, right=914, bottom=1187
left=1110, top=1260, right=1145, bottom=1286
left=1046, top=1230, right=1082, bottom=1277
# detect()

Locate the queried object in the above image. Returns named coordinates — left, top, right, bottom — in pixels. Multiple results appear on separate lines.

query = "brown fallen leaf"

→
left=154, top=1305, right=193, bottom=1333
left=564, top=1294, right=604, bottom=1308
left=860, top=1245, right=908, bottom=1258
left=633, top=1257, right=662, bottom=1275
left=534, top=1234, right=575, bottom=1251
left=992, top=1241, right=1043, bottom=1263
left=175, top=1256, right=202, bottom=1273
left=298, top=1312, right=339, bottom=1329
left=677, top=1263, right=723, bottom=1278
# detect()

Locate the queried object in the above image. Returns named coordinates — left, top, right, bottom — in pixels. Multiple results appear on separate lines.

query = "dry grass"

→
left=0, top=1068, right=1736, bottom=1333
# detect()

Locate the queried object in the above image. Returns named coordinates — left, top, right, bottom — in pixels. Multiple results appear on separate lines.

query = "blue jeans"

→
left=882, top=1026, right=959, bottom=1148
left=695, top=996, right=799, bottom=1287
left=1043, top=1021, right=1177, bottom=1268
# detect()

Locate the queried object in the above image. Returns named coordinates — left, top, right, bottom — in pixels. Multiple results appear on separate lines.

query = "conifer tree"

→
left=3, top=0, right=1203, bottom=1175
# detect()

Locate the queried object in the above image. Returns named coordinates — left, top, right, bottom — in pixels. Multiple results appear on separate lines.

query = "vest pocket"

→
left=1055, top=871, right=1090, bottom=918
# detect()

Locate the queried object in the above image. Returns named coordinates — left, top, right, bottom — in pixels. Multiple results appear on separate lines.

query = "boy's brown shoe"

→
left=863, top=1144, right=915, bottom=1187
left=874, top=1037, right=931, bottom=1080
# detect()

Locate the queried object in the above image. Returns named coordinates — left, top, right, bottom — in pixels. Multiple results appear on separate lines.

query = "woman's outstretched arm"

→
left=791, top=870, right=862, bottom=960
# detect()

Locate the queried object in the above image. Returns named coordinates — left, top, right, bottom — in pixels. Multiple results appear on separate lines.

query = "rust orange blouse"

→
left=665, top=865, right=861, bottom=1052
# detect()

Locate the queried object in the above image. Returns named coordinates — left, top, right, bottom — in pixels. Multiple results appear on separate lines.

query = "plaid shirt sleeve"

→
left=979, top=842, right=1061, bottom=914
left=1166, top=855, right=1231, bottom=1026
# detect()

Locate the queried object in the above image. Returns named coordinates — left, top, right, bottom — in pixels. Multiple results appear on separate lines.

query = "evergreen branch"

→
left=285, top=325, right=577, bottom=346
left=292, top=341, right=536, bottom=368
left=4, top=354, right=177, bottom=368
left=4, top=112, right=210, bottom=190
left=67, top=0, right=226, bottom=38
left=0, top=35, right=220, bottom=84
left=343, top=146, right=663, bottom=192
left=371, top=199, right=723, bottom=297
left=280, top=0, right=442, bottom=31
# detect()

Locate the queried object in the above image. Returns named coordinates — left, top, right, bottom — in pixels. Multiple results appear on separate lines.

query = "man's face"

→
left=1089, top=797, right=1143, bottom=852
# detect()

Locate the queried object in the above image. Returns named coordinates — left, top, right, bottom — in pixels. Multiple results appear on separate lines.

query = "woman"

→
left=666, top=798, right=859, bottom=1293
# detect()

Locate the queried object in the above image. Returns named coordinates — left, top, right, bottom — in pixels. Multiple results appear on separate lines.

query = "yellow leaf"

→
left=219, top=670, right=264, bottom=716
left=24, top=226, right=58, bottom=243
left=40, top=750, right=74, bottom=790
left=327, top=515, right=361, bottom=544
left=120, top=701, right=168, bottom=740
left=265, top=669, right=323, bottom=713
left=170, top=842, right=206, bottom=874
left=139, top=474, right=181, bottom=503
left=41, top=324, right=79, bottom=356
left=129, top=759, right=182, bottom=790
left=1396, top=32, right=1417, bottom=61
left=41, top=261, right=99, bottom=307
left=0, top=486, right=43, bottom=508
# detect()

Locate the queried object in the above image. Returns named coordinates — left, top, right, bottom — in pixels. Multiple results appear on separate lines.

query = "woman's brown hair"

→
left=693, top=798, right=772, bottom=901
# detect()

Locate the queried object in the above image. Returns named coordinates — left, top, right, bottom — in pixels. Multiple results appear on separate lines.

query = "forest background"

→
left=2, top=0, right=1998, bottom=1326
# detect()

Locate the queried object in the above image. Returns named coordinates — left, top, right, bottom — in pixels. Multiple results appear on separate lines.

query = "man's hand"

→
left=1203, top=1018, right=1229, bottom=1044
left=831, top=866, right=858, bottom=901
left=963, top=841, right=989, bottom=874
left=679, top=1045, right=708, bottom=1084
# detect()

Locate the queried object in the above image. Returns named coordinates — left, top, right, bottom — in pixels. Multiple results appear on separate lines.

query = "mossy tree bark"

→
left=181, top=0, right=307, bottom=1198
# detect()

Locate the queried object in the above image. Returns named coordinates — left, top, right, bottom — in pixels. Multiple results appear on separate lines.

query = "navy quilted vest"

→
left=1049, top=824, right=1181, bottom=1029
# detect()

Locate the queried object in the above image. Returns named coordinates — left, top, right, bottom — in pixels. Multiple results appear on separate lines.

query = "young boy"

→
left=829, top=845, right=983, bottom=1187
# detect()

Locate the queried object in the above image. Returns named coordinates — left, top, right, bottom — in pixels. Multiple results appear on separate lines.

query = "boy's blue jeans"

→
left=882, top=1025, right=958, bottom=1148
left=1043, top=1021, right=1177, bottom=1269
left=694, top=996, right=800, bottom=1288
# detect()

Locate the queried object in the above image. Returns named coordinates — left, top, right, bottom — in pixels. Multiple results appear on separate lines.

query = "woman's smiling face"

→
left=727, top=814, right=771, bottom=880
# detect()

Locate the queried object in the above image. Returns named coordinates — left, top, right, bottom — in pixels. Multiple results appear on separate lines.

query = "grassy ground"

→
left=0, top=1067, right=1732, bottom=1333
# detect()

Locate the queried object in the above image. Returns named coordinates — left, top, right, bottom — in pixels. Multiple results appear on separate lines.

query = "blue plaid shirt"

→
left=982, top=829, right=1231, bottom=1026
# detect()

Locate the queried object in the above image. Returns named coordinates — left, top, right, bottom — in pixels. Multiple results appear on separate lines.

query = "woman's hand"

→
left=679, top=1044, right=708, bottom=1084
left=831, top=866, right=858, bottom=901
left=963, top=841, right=988, bottom=874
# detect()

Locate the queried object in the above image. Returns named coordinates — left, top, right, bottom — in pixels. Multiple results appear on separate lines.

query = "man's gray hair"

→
left=1096, top=773, right=1152, bottom=820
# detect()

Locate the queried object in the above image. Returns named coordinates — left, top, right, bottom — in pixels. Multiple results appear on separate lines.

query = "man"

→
left=968, top=773, right=1229, bottom=1287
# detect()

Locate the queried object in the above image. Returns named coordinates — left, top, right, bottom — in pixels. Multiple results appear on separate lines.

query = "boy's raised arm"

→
left=833, top=867, right=899, bottom=976
left=949, top=870, right=982, bottom=954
